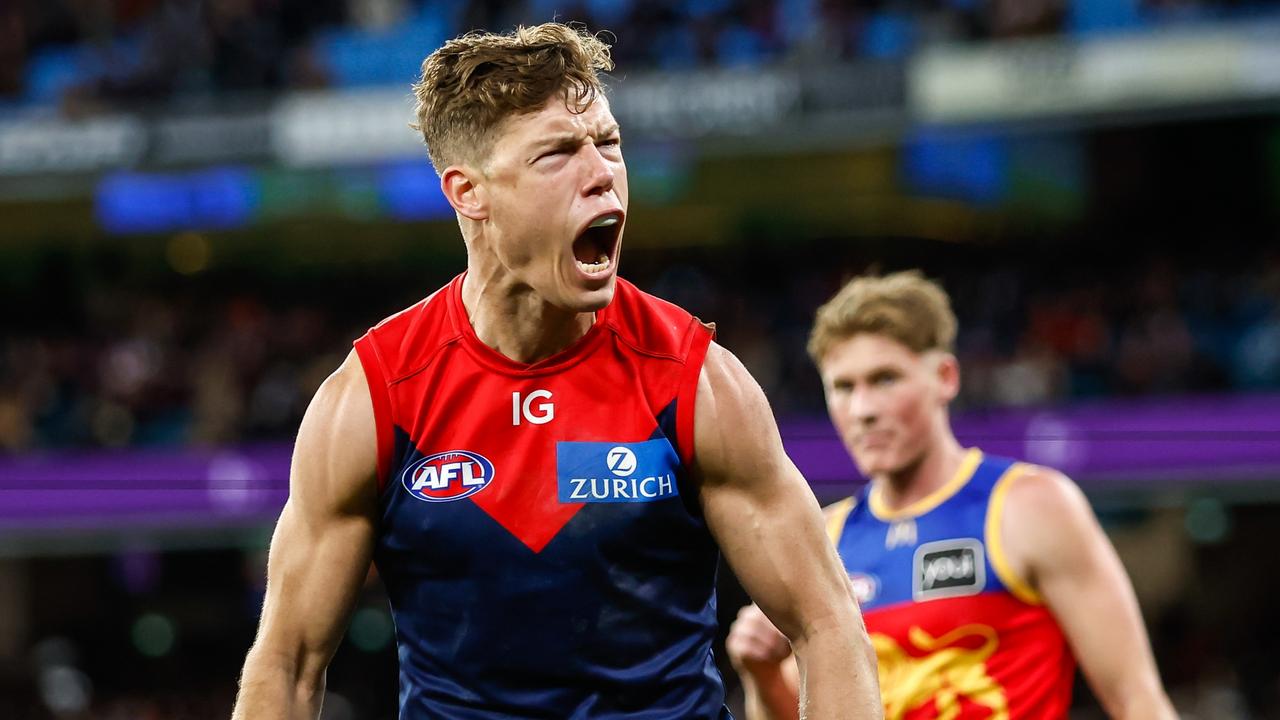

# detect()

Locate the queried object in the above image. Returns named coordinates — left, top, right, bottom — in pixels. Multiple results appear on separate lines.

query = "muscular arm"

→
left=727, top=502, right=856, bottom=720
left=695, top=343, right=881, bottom=720
left=232, top=351, right=379, bottom=719
left=1004, top=468, right=1177, bottom=720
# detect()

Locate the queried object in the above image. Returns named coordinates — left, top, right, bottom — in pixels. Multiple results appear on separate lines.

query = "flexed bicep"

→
left=233, top=351, right=380, bottom=720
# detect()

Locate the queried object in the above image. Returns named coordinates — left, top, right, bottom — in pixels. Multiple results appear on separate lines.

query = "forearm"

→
left=1113, top=707, right=1179, bottom=720
left=1102, top=684, right=1179, bottom=720
left=792, top=619, right=882, bottom=720
left=232, top=647, right=325, bottom=720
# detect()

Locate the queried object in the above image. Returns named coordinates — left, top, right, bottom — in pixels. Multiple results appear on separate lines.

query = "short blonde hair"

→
left=411, top=23, right=614, bottom=173
left=808, top=270, right=957, bottom=363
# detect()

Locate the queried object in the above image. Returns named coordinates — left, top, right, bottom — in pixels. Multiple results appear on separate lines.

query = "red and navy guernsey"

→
left=352, top=273, right=730, bottom=719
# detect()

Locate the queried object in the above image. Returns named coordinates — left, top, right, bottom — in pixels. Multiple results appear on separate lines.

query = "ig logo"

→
left=606, top=447, right=637, bottom=476
left=512, top=390, right=554, bottom=425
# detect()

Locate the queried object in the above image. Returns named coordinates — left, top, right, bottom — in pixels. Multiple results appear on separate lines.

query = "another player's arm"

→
left=727, top=499, right=856, bottom=719
left=1003, top=468, right=1177, bottom=720
left=728, top=603, right=799, bottom=720
left=232, top=351, right=380, bottom=720
left=695, top=343, right=882, bottom=720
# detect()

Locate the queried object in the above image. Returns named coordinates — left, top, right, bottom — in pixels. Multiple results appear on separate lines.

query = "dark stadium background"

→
left=3, top=0, right=1280, bottom=718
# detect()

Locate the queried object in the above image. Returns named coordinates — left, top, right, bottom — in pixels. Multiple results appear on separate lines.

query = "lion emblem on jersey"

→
left=872, top=624, right=1008, bottom=719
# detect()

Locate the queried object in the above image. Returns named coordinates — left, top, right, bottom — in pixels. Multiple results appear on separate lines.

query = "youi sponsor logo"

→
left=912, top=538, right=986, bottom=601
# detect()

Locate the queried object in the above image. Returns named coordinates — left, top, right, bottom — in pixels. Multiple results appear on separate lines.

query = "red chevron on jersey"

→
left=353, top=273, right=713, bottom=553
left=352, top=274, right=730, bottom=717
left=469, top=424, right=584, bottom=552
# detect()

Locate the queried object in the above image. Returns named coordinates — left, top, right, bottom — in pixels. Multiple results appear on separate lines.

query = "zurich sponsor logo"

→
left=557, top=439, right=679, bottom=503
left=401, top=450, right=494, bottom=503
left=606, top=447, right=637, bottom=475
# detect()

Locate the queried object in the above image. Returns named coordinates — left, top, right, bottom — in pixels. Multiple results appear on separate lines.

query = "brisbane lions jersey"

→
left=827, top=450, right=1076, bottom=720
left=352, top=274, right=730, bottom=719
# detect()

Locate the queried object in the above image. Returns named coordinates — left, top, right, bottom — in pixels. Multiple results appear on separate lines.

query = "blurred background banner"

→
left=792, top=393, right=1280, bottom=486
left=4, top=393, right=1279, bottom=539
left=2, top=0, right=1280, bottom=718
left=0, top=444, right=288, bottom=536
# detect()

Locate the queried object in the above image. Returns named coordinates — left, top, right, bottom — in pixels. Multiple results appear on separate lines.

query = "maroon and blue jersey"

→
left=352, top=274, right=730, bottom=719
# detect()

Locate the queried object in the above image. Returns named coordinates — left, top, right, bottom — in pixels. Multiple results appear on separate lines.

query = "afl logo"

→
left=401, top=450, right=494, bottom=503
left=606, top=447, right=637, bottom=476
left=848, top=572, right=880, bottom=605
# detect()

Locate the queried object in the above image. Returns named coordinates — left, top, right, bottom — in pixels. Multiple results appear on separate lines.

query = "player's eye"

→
left=871, top=372, right=898, bottom=387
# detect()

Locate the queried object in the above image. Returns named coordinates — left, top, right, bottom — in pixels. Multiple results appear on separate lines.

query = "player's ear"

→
left=440, top=165, right=488, bottom=221
left=936, top=352, right=960, bottom=403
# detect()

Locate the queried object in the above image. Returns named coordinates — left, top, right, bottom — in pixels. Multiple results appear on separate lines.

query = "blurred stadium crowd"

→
left=2, top=0, right=1275, bottom=108
left=4, top=1, right=1280, bottom=719
left=3, top=245, right=1278, bottom=451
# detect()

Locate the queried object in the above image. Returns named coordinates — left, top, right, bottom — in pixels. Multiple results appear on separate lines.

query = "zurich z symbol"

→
left=606, top=447, right=637, bottom=475
left=402, top=450, right=494, bottom=503
left=557, top=439, right=679, bottom=504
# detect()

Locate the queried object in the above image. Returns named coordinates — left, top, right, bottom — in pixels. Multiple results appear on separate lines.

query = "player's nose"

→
left=849, top=387, right=880, bottom=424
left=580, top=145, right=615, bottom=197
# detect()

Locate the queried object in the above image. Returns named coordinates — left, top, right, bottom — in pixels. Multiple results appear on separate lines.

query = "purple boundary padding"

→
left=788, top=393, right=1280, bottom=486
left=0, top=444, right=290, bottom=530
left=1, top=394, right=1278, bottom=530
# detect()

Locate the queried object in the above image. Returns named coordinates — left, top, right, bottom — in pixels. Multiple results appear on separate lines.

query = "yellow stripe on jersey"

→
left=985, top=463, right=1042, bottom=605
left=869, top=448, right=983, bottom=521
left=824, top=497, right=857, bottom=546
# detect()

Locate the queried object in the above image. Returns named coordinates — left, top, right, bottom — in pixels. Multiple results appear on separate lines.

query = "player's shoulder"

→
left=358, top=282, right=457, bottom=381
left=299, top=351, right=375, bottom=455
left=366, top=283, right=451, bottom=341
left=605, top=277, right=711, bottom=359
left=293, top=350, right=380, bottom=509
left=321, top=349, right=372, bottom=403
left=1000, top=461, right=1094, bottom=538
left=996, top=461, right=1108, bottom=579
left=1004, top=462, right=1079, bottom=503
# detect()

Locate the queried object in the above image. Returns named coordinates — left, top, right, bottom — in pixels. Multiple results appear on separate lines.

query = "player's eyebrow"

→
left=526, top=133, right=582, bottom=160
left=531, top=124, right=621, bottom=151
left=532, top=132, right=580, bottom=149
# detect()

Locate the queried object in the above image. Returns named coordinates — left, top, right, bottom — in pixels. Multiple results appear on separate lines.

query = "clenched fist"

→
left=725, top=603, right=792, bottom=674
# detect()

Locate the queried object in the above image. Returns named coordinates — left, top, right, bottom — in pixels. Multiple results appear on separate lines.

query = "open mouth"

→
left=573, top=210, right=624, bottom=275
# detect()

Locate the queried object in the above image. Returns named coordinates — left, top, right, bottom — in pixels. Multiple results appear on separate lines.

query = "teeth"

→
left=589, top=214, right=620, bottom=228
left=576, top=254, right=611, bottom=274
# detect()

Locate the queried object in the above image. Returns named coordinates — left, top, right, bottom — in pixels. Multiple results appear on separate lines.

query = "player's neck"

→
left=875, top=435, right=967, bottom=513
left=460, top=269, right=595, bottom=364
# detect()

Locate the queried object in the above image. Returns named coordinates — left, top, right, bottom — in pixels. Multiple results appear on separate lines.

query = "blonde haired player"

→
left=727, top=271, right=1177, bottom=720
left=232, top=23, right=880, bottom=719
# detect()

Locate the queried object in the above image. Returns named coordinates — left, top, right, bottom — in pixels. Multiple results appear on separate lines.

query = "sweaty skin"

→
left=232, top=96, right=882, bottom=719
left=728, top=333, right=1177, bottom=720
